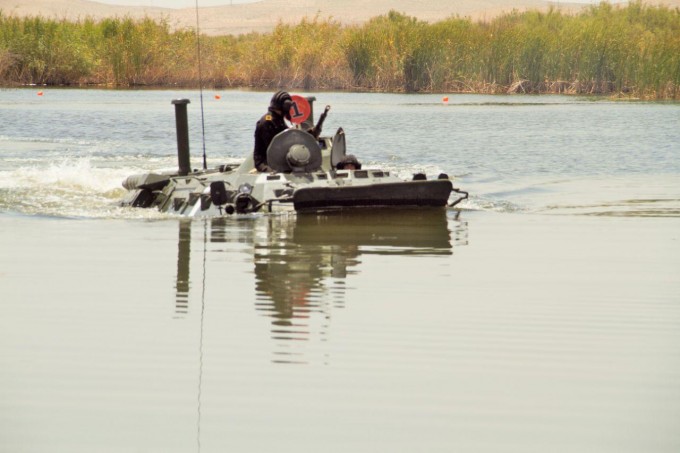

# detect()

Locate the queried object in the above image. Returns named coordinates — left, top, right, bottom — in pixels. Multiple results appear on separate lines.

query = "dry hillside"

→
left=1, top=0, right=679, bottom=35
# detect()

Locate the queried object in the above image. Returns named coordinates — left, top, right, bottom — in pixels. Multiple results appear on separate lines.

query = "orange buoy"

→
left=214, top=94, right=221, bottom=100
left=442, top=96, right=449, bottom=103
left=37, top=91, right=44, bottom=96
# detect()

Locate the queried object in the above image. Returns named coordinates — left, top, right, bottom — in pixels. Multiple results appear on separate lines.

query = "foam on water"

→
left=0, top=157, right=170, bottom=219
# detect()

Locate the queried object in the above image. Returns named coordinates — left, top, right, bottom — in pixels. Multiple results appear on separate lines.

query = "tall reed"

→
left=0, top=2, right=678, bottom=98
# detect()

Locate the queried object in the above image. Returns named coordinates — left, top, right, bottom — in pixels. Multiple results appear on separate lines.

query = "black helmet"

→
left=270, top=90, right=293, bottom=115
left=336, top=154, right=362, bottom=170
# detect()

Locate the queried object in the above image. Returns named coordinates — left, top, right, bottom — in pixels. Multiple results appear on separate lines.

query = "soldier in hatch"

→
left=253, top=90, right=293, bottom=172
left=335, top=154, right=362, bottom=170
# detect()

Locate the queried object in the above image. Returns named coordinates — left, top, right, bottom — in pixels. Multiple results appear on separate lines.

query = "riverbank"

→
left=1, top=2, right=679, bottom=99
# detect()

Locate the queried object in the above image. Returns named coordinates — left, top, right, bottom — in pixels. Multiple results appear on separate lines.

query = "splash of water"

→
left=0, top=158, right=169, bottom=219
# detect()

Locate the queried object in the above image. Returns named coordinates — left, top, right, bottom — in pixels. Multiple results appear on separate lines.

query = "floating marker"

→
left=442, top=96, right=449, bottom=103
left=37, top=91, right=44, bottom=96
left=214, top=94, right=221, bottom=100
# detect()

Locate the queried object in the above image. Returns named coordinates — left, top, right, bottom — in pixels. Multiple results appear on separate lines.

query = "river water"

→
left=1, top=88, right=679, bottom=452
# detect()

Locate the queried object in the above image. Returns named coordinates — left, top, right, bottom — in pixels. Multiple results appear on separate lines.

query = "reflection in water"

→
left=215, top=209, right=465, bottom=363
left=174, top=209, right=468, bottom=364
left=175, top=219, right=191, bottom=316
left=174, top=220, right=208, bottom=452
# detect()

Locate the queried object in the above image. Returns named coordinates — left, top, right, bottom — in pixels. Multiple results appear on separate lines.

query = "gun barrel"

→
left=313, top=105, right=331, bottom=138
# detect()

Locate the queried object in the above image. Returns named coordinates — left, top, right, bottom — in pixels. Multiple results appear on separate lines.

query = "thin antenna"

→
left=195, top=0, right=208, bottom=170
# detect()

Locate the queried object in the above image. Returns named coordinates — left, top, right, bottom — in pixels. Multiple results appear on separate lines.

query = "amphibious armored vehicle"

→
left=120, top=97, right=467, bottom=216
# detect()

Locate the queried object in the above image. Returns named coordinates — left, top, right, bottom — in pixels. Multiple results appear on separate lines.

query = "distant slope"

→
left=1, top=0, right=679, bottom=35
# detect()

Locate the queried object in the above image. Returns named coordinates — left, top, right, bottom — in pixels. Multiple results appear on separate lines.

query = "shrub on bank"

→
left=0, top=1, right=678, bottom=99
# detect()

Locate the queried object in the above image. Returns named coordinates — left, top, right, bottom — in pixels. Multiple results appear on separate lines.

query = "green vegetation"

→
left=1, top=1, right=678, bottom=98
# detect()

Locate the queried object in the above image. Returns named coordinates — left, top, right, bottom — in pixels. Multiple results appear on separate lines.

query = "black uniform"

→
left=253, top=109, right=287, bottom=172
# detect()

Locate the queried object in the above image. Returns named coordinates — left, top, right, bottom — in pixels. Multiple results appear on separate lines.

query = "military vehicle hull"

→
left=120, top=98, right=467, bottom=217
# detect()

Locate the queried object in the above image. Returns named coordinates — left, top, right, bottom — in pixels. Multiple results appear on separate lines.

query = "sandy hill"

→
left=1, top=0, right=679, bottom=35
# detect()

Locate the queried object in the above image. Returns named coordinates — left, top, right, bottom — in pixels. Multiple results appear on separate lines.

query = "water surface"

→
left=1, top=89, right=679, bottom=452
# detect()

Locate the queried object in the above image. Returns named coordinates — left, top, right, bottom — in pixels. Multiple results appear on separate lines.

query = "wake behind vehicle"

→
left=120, top=96, right=467, bottom=216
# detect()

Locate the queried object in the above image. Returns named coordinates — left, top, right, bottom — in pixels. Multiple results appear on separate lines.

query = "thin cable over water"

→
left=197, top=220, right=207, bottom=452
left=195, top=0, right=207, bottom=170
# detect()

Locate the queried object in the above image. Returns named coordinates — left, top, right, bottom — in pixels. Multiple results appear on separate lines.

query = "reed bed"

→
left=0, top=1, right=678, bottom=99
